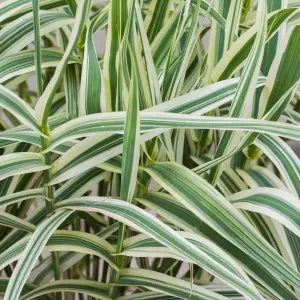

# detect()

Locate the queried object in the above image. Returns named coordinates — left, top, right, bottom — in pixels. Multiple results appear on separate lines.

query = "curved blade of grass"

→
left=0, top=11, right=73, bottom=55
left=143, top=162, right=300, bottom=289
left=229, top=188, right=300, bottom=238
left=46, top=111, right=300, bottom=184
left=3, top=210, right=72, bottom=300
left=0, top=278, right=52, bottom=300
left=57, top=197, right=263, bottom=300
left=0, top=152, right=49, bottom=181
left=0, top=85, right=38, bottom=131
left=47, top=112, right=300, bottom=151
left=30, top=223, right=119, bottom=285
left=0, top=131, right=41, bottom=147
left=137, top=192, right=297, bottom=300
left=0, top=230, right=117, bottom=271
left=0, top=48, right=79, bottom=84
left=254, top=135, right=300, bottom=196
left=0, top=188, right=44, bottom=208
left=0, top=0, right=66, bottom=24
left=0, top=211, right=36, bottom=232
left=117, top=268, right=228, bottom=300
left=212, top=7, right=298, bottom=81
left=208, top=0, right=267, bottom=185
left=79, top=13, right=105, bottom=116
left=19, top=280, right=111, bottom=300
left=193, top=81, right=300, bottom=176
left=35, top=0, right=92, bottom=126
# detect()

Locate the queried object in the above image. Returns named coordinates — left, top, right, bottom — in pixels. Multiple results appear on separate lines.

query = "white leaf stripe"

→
left=0, top=278, right=52, bottom=300
left=117, top=269, right=228, bottom=300
left=212, top=7, right=298, bottom=81
left=0, top=84, right=38, bottom=131
left=0, top=11, right=73, bottom=56
left=0, top=188, right=44, bottom=207
left=0, top=152, right=50, bottom=181
left=137, top=192, right=297, bottom=300
left=79, top=13, right=104, bottom=115
left=0, top=230, right=117, bottom=271
left=0, top=48, right=79, bottom=83
left=57, top=197, right=263, bottom=300
left=3, top=210, right=72, bottom=300
left=35, top=0, right=92, bottom=126
left=143, top=163, right=300, bottom=289
left=229, top=188, right=300, bottom=238
left=47, top=112, right=300, bottom=151
left=208, top=0, right=267, bottom=185
left=19, top=280, right=111, bottom=300
left=254, top=135, right=300, bottom=196
left=0, top=212, right=36, bottom=232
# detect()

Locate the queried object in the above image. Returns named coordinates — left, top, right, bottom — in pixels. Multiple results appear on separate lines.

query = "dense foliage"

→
left=1, top=0, right=300, bottom=299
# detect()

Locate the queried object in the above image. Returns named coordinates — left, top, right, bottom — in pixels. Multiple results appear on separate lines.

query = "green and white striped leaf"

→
left=223, top=0, right=242, bottom=52
left=3, top=210, right=72, bottom=300
left=0, top=48, right=79, bottom=83
left=0, top=11, right=73, bottom=56
left=35, top=0, right=92, bottom=126
left=0, top=152, right=49, bottom=181
left=143, top=162, right=300, bottom=289
left=0, top=85, right=38, bottom=131
left=259, top=25, right=300, bottom=121
left=208, top=0, right=267, bottom=185
left=0, top=0, right=66, bottom=24
left=30, top=223, right=119, bottom=285
left=0, top=211, right=35, bottom=232
left=0, top=168, right=107, bottom=262
left=46, top=111, right=300, bottom=151
left=57, top=197, right=263, bottom=300
left=137, top=192, right=297, bottom=300
left=0, top=130, right=41, bottom=148
left=117, top=268, right=228, bottom=300
left=46, top=77, right=258, bottom=180
left=0, top=188, right=44, bottom=208
left=254, top=135, right=300, bottom=196
left=0, top=230, right=117, bottom=271
left=212, top=7, right=298, bottom=81
left=261, top=0, right=287, bottom=76
left=79, top=13, right=105, bottom=116
left=0, top=278, right=52, bottom=300
left=120, top=59, right=140, bottom=202
left=19, top=280, right=111, bottom=300
left=229, top=188, right=300, bottom=238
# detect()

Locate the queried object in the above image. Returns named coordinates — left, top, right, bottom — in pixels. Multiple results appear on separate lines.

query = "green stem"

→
left=32, top=1, right=62, bottom=298
left=110, top=162, right=152, bottom=298
left=41, top=130, right=62, bottom=300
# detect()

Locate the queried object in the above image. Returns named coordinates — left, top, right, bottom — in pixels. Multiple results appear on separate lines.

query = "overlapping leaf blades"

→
left=1, top=0, right=300, bottom=299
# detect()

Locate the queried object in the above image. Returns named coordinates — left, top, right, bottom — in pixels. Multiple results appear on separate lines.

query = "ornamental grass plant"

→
left=1, top=0, right=300, bottom=299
